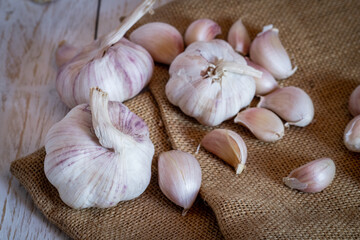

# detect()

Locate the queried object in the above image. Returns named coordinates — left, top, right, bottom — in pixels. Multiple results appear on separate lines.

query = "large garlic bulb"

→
left=56, top=0, right=155, bottom=108
left=166, top=39, right=262, bottom=126
left=44, top=88, right=154, bottom=209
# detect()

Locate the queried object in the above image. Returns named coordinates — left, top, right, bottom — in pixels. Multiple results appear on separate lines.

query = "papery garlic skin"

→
left=283, top=158, right=336, bottom=193
left=56, top=41, right=80, bottom=68
left=227, top=19, right=251, bottom=55
left=44, top=88, right=154, bottom=209
left=349, top=85, right=360, bottom=117
left=201, top=129, right=247, bottom=174
left=344, top=115, right=360, bottom=152
left=258, top=86, right=314, bottom=127
left=166, top=39, right=261, bottom=126
left=130, top=22, right=184, bottom=64
left=234, top=107, right=284, bottom=142
left=250, top=25, right=297, bottom=79
left=184, top=18, right=221, bottom=46
left=158, top=150, right=202, bottom=215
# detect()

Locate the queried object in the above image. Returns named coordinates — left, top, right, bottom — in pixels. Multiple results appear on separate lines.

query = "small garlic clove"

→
left=227, top=19, right=251, bottom=55
left=348, top=85, right=360, bottom=117
left=201, top=129, right=247, bottom=174
left=257, top=86, right=314, bottom=127
left=283, top=158, right=336, bottom=193
left=158, top=150, right=202, bottom=215
left=184, top=18, right=221, bottom=46
left=234, top=107, right=284, bottom=142
left=245, top=57, right=278, bottom=96
left=344, top=115, right=360, bottom=152
left=130, top=22, right=184, bottom=64
left=249, top=25, right=297, bottom=79
left=55, top=41, right=80, bottom=68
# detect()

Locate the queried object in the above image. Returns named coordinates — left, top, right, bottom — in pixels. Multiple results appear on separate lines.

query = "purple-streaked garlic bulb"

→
left=44, top=88, right=154, bottom=209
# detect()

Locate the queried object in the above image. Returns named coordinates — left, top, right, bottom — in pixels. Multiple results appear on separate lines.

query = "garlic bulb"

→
left=44, top=88, right=154, bottom=209
left=258, top=86, right=314, bottom=127
left=130, top=22, right=184, bottom=64
left=166, top=39, right=262, bottom=126
left=184, top=18, right=221, bottom=46
left=234, top=108, right=284, bottom=142
left=201, top=129, right=247, bottom=174
left=227, top=19, right=251, bottom=55
left=245, top=57, right=278, bottom=96
left=56, top=41, right=80, bottom=68
left=57, top=0, right=155, bottom=108
left=349, top=85, right=360, bottom=117
left=344, top=115, right=360, bottom=152
left=250, top=25, right=297, bottom=79
left=283, top=158, right=336, bottom=193
left=158, top=150, right=202, bottom=215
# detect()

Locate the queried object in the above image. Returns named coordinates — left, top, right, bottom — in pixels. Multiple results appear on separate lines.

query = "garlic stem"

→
left=213, top=60, right=263, bottom=80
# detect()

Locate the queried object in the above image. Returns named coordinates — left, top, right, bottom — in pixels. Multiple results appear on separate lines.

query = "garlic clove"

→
left=283, top=158, right=336, bottom=193
left=55, top=41, right=80, bottom=68
left=249, top=25, right=297, bottom=79
left=184, top=18, right=221, bottom=46
left=158, top=150, right=202, bottom=215
left=201, top=129, right=247, bottom=174
left=234, top=107, right=284, bottom=142
left=245, top=57, right=278, bottom=96
left=344, top=115, right=360, bottom=152
left=257, top=86, right=314, bottom=127
left=348, top=85, right=360, bottom=117
left=227, top=19, right=251, bottom=55
left=130, top=22, right=184, bottom=64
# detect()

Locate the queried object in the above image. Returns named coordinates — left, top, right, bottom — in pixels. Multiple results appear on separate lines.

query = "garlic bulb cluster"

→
left=283, top=158, right=336, bottom=193
left=344, top=115, right=360, bottom=152
left=348, top=85, right=360, bottom=117
left=184, top=19, right=221, bottom=46
left=129, top=22, right=184, bottom=64
left=166, top=39, right=262, bottom=126
left=44, top=88, right=154, bottom=209
left=227, top=19, right=251, bottom=55
left=158, top=150, right=202, bottom=215
left=201, top=129, right=247, bottom=174
left=56, top=0, right=156, bottom=108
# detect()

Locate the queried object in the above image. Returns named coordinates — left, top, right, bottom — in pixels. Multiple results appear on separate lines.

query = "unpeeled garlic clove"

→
left=201, top=129, right=247, bottom=174
left=344, top=115, right=360, bottom=152
left=348, top=85, right=360, bottom=117
left=158, top=150, right=202, bottom=215
left=257, top=86, right=314, bottom=127
left=55, top=41, right=80, bottom=68
left=245, top=57, right=278, bottom=96
left=130, top=22, right=184, bottom=64
left=283, top=158, right=336, bottom=193
left=184, top=18, right=221, bottom=46
left=250, top=25, right=297, bottom=79
left=227, top=19, right=251, bottom=55
left=234, top=107, right=284, bottom=142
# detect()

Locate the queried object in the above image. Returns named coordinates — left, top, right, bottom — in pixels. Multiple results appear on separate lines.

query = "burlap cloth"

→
left=10, top=0, right=360, bottom=239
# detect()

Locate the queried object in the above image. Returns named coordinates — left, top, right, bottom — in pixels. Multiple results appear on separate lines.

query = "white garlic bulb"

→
left=166, top=39, right=262, bottom=126
left=348, top=85, right=360, bottom=117
left=250, top=25, right=297, bottom=79
left=227, top=19, right=251, bottom=55
left=344, top=115, right=360, bottom=152
left=184, top=18, right=221, bottom=46
left=57, top=0, right=155, bottom=108
left=158, top=150, right=202, bottom=215
left=44, top=88, right=154, bottom=209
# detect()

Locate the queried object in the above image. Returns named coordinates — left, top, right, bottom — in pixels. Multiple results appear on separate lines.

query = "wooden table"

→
left=0, top=0, right=173, bottom=238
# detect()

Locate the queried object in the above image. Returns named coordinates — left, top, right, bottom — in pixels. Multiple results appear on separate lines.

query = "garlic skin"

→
left=55, top=41, right=80, bottom=68
left=201, top=129, right=247, bottom=174
left=245, top=57, right=278, bottom=96
left=234, top=108, right=284, bottom=142
left=166, top=39, right=262, bottom=126
left=44, top=88, right=154, bottom=209
left=250, top=25, right=297, bottom=79
left=283, top=158, right=336, bottom=193
left=130, top=22, right=184, bottom=64
left=344, top=115, right=360, bottom=152
left=258, top=86, right=314, bottom=127
left=56, top=0, right=155, bottom=108
left=348, top=85, right=360, bottom=117
left=158, top=150, right=202, bottom=215
left=184, top=18, right=221, bottom=46
left=227, top=19, right=251, bottom=55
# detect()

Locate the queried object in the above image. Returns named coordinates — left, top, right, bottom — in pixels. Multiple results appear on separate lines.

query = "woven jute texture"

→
left=10, top=92, right=223, bottom=240
left=133, top=0, right=360, bottom=239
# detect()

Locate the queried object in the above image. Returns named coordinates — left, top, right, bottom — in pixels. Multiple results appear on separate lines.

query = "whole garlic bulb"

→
left=166, top=39, right=262, bottom=126
left=44, top=88, right=154, bottom=209
left=56, top=0, right=155, bottom=108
